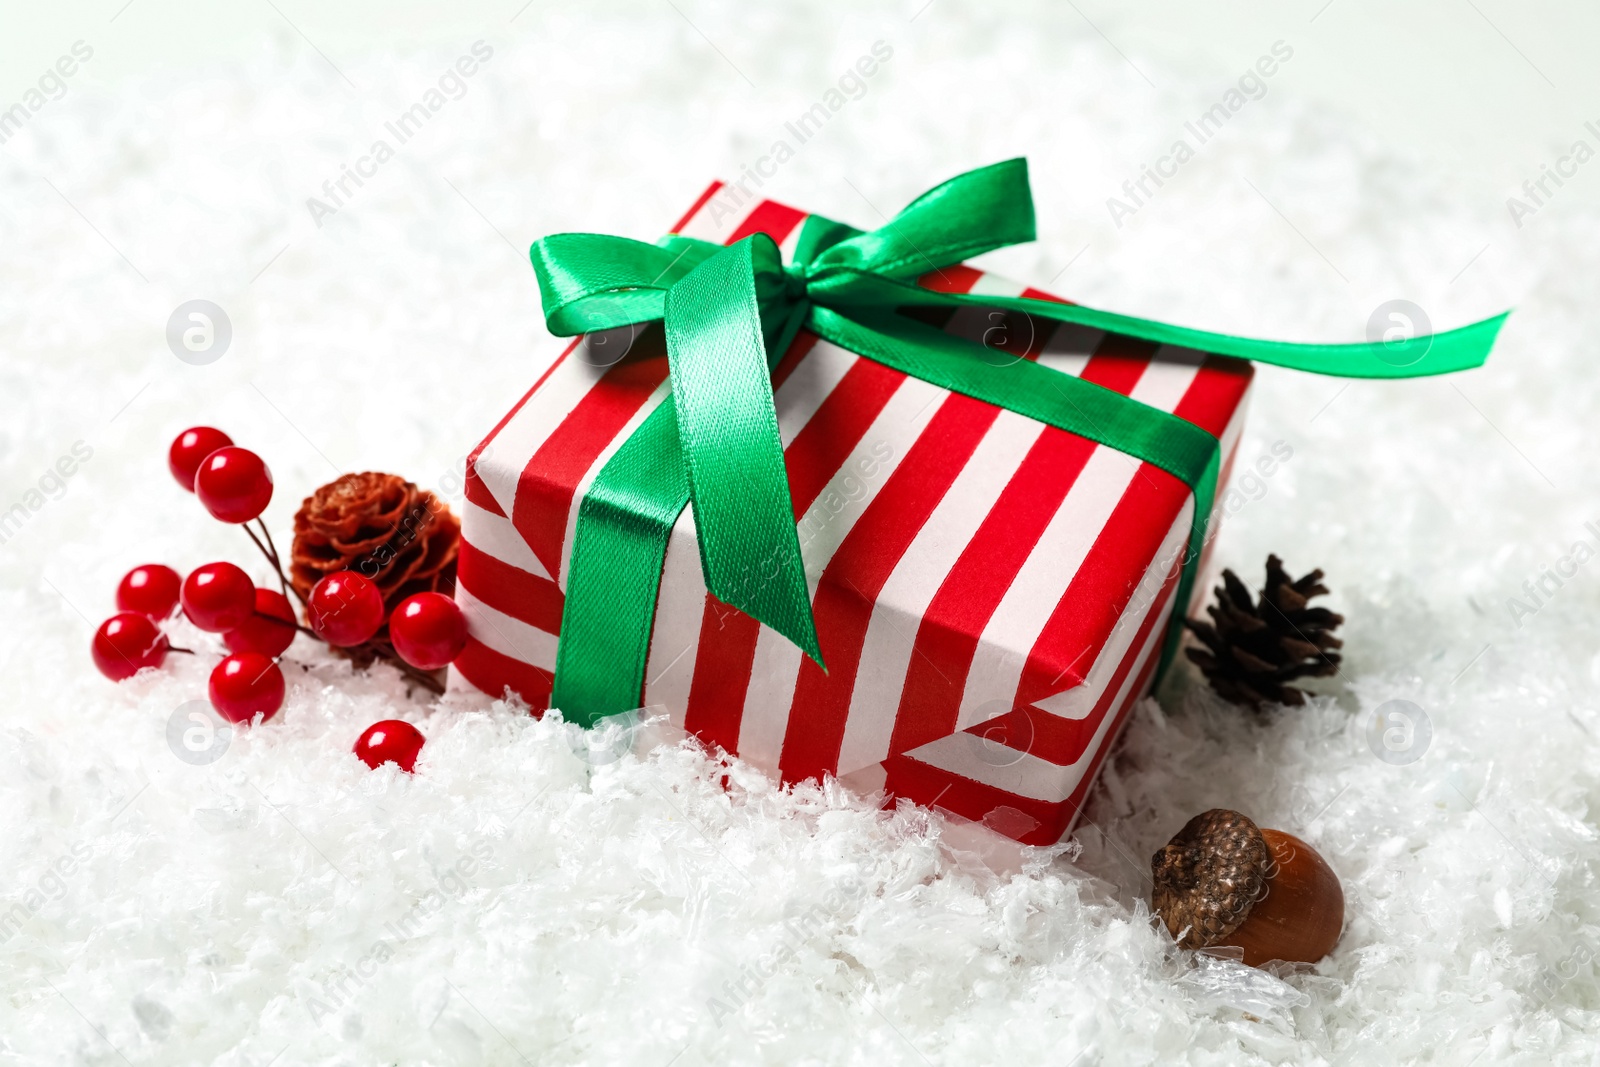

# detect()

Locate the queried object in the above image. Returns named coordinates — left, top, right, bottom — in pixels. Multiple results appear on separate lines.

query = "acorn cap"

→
left=1150, top=809, right=1270, bottom=948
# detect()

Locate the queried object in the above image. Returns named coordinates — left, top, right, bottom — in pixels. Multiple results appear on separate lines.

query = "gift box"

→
left=448, top=170, right=1258, bottom=846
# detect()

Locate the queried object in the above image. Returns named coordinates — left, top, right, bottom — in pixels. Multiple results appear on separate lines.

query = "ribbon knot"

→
left=527, top=159, right=1509, bottom=724
left=780, top=262, right=811, bottom=303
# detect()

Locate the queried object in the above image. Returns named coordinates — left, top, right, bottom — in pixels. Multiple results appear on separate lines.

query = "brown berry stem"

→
left=168, top=645, right=196, bottom=655
left=242, top=522, right=300, bottom=607
left=360, top=636, right=447, bottom=695
left=253, top=518, right=304, bottom=607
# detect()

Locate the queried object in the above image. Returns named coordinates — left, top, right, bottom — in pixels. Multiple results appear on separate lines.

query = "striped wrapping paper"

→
left=449, top=182, right=1253, bottom=846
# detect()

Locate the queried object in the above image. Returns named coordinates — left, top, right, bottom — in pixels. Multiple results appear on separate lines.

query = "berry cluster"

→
left=91, top=427, right=468, bottom=773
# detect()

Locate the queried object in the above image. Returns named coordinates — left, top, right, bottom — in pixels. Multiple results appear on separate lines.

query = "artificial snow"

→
left=2, top=5, right=1598, bottom=1064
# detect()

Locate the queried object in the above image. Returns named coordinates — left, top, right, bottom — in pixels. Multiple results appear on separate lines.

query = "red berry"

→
left=208, top=652, right=285, bottom=724
left=308, top=571, right=384, bottom=647
left=168, top=426, right=233, bottom=492
left=116, top=564, right=183, bottom=618
left=354, top=719, right=425, bottom=772
left=91, top=612, right=169, bottom=681
left=224, top=588, right=298, bottom=658
left=181, top=562, right=256, bottom=632
left=388, top=592, right=467, bottom=670
left=194, top=446, right=273, bottom=524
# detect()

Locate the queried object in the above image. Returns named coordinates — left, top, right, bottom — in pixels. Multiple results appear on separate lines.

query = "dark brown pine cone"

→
left=290, top=472, right=460, bottom=620
left=1184, top=554, right=1343, bottom=710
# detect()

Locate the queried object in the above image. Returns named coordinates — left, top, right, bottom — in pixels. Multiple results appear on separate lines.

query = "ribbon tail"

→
left=974, top=293, right=1508, bottom=379
left=663, top=237, right=824, bottom=668
left=552, top=400, right=691, bottom=725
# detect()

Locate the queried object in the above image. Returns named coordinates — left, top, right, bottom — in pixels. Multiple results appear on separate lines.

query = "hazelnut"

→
left=1150, top=808, right=1344, bottom=968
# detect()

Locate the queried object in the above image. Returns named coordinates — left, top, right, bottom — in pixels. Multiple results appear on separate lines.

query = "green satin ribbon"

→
left=530, top=158, right=1507, bottom=727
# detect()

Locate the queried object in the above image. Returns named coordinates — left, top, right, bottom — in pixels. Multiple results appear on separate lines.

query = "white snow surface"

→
left=2, top=5, right=1599, bottom=1064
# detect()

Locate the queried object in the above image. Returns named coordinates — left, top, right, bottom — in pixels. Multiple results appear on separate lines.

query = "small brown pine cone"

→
left=290, top=473, right=460, bottom=629
left=1184, top=554, right=1343, bottom=710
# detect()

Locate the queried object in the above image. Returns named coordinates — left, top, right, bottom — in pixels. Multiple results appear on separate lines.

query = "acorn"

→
left=1150, top=808, right=1343, bottom=968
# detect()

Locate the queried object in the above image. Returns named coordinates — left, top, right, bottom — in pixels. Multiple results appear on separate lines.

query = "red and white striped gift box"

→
left=449, top=182, right=1253, bottom=846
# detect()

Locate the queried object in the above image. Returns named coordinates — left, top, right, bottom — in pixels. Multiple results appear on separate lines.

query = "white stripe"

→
left=1035, top=323, right=1105, bottom=379
left=461, top=500, right=549, bottom=581
left=794, top=376, right=946, bottom=580
left=456, top=585, right=559, bottom=670
left=556, top=378, right=673, bottom=590
left=475, top=338, right=612, bottom=518
left=1026, top=498, right=1191, bottom=720
left=735, top=375, right=948, bottom=773
left=902, top=591, right=1169, bottom=803
left=1203, top=381, right=1253, bottom=552
left=642, top=508, right=704, bottom=727
left=955, top=446, right=1139, bottom=731
left=1126, top=346, right=1204, bottom=412
left=774, top=339, right=858, bottom=446
left=967, top=274, right=1028, bottom=298
left=835, top=409, right=1048, bottom=774
left=938, top=276, right=1030, bottom=349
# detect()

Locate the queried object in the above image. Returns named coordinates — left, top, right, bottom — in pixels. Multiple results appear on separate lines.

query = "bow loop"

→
left=807, top=158, right=1036, bottom=280
left=530, top=232, right=720, bottom=336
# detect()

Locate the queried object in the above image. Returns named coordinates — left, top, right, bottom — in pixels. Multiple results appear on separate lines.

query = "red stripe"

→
left=784, top=358, right=904, bottom=512
left=1057, top=629, right=1165, bottom=828
left=1079, top=333, right=1159, bottom=393
left=466, top=448, right=508, bottom=516
left=512, top=337, right=671, bottom=578
left=465, top=337, right=586, bottom=516
left=669, top=181, right=725, bottom=234
left=886, top=427, right=1098, bottom=756
left=879, top=755, right=1067, bottom=847
left=456, top=541, right=565, bottom=635
left=777, top=393, right=1001, bottom=783
left=980, top=561, right=1178, bottom=766
left=1020, top=286, right=1072, bottom=305
left=726, top=201, right=808, bottom=245
left=1172, top=355, right=1252, bottom=437
left=681, top=353, right=904, bottom=757
left=918, top=264, right=984, bottom=294
left=680, top=601, right=760, bottom=756
left=453, top=636, right=553, bottom=713
left=1016, top=465, right=1190, bottom=705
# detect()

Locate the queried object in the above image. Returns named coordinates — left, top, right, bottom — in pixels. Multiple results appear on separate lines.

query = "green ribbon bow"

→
left=529, top=158, right=1506, bottom=728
